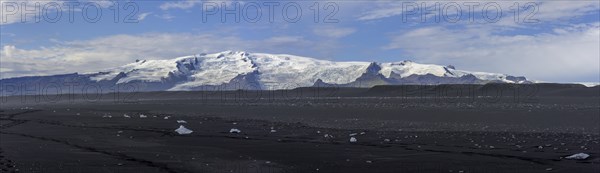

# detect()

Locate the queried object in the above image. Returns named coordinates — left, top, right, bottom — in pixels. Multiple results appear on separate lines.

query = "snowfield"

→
left=87, top=50, right=529, bottom=90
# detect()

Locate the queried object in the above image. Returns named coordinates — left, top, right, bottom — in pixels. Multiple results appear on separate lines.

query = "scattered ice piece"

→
left=384, top=139, right=391, bottom=142
left=139, top=114, right=147, bottom=118
left=270, top=129, right=277, bottom=133
left=360, top=132, right=366, bottom=135
left=123, top=114, right=131, bottom=118
left=177, top=120, right=187, bottom=124
left=175, top=125, right=193, bottom=135
left=565, top=153, right=590, bottom=160
left=232, top=122, right=238, bottom=125
left=317, top=131, right=321, bottom=134
left=545, top=168, right=553, bottom=171
left=365, top=160, right=372, bottom=163
left=324, top=134, right=332, bottom=138
left=230, top=128, right=241, bottom=133
left=265, top=161, right=271, bottom=164
left=164, top=116, right=170, bottom=120
left=350, top=137, right=357, bottom=143
left=349, top=133, right=357, bottom=137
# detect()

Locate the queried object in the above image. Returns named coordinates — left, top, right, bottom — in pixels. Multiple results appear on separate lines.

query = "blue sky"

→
left=0, top=0, right=599, bottom=83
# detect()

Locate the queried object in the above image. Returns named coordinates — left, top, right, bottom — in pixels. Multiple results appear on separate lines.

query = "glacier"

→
left=0, top=50, right=531, bottom=93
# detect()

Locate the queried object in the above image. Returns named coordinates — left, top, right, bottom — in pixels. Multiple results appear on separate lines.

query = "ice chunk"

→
left=270, top=129, right=277, bottom=133
left=139, top=114, right=147, bottom=118
left=177, top=120, right=187, bottom=124
left=175, top=125, right=193, bottom=135
left=565, top=153, right=590, bottom=160
left=230, top=128, right=241, bottom=133
left=123, top=114, right=131, bottom=118
left=350, top=137, right=357, bottom=143
left=163, top=116, right=170, bottom=120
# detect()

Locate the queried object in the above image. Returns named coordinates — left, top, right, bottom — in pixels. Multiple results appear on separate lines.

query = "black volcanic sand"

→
left=0, top=94, right=599, bottom=172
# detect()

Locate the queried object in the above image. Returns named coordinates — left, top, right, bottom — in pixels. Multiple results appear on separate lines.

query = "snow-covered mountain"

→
left=1, top=51, right=531, bottom=93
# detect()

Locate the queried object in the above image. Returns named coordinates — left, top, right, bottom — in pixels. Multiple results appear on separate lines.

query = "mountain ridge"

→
left=0, top=50, right=531, bottom=93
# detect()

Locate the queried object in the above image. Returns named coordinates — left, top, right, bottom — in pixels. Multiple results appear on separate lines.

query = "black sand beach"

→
left=1, top=85, right=599, bottom=173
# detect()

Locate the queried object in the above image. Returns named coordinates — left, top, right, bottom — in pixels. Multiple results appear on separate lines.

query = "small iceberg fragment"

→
left=350, top=137, right=357, bottom=143
left=177, top=120, right=187, bottom=124
left=175, top=125, right=193, bottom=135
left=123, top=114, right=131, bottom=118
left=230, top=128, right=241, bottom=133
left=565, top=153, right=590, bottom=160
left=270, top=129, right=277, bottom=133
left=139, top=114, right=147, bottom=118
left=163, top=116, right=170, bottom=120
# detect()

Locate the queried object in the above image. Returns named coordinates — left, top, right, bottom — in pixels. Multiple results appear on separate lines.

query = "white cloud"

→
left=0, top=0, right=60, bottom=25
left=357, top=1, right=600, bottom=24
left=535, top=1, right=600, bottom=21
left=313, top=26, right=356, bottom=38
left=159, top=0, right=201, bottom=10
left=159, top=0, right=242, bottom=10
left=356, top=1, right=404, bottom=21
left=0, top=0, right=120, bottom=25
left=0, top=33, right=314, bottom=78
left=137, top=12, right=152, bottom=21
left=155, top=13, right=175, bottom=21
left=383, top=23, right=600, bottom=82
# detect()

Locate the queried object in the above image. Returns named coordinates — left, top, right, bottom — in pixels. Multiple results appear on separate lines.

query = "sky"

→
left=0, top=0, right=599, bottom=83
